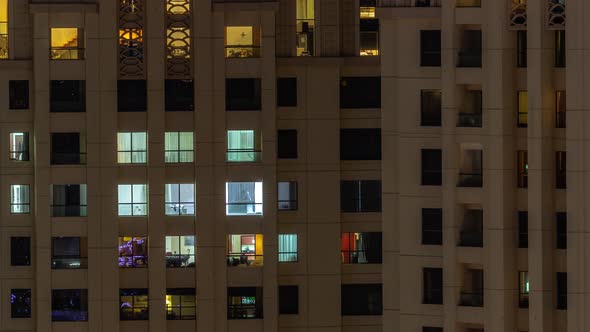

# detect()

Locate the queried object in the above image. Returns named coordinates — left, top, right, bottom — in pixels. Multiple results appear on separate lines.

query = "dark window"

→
left=423, top=328, right=443, bottom=332
left=420, top=30, right=441, bottom=67
left=459, top=269, right=484, bottom=307
left=120, top=288, right=149, bottom=320
left=518, top=211, right=528, bottom=248
left=277, top=77, right=297, bottom=107
left=556, top=90, right=566, bottom=128
left=423, top=268, right=443, bottom=304
left=51, top=133, right=85, bottom=165
left=556, top=151, right=566, bottom=189
left=517, top=150, right=528, bottom=188
left=166, top=288, right=196, bottom=320
left=227, top=287, right=263, bottom=319
left=118, top=80, right=147, bottom=112
left=9, top=80, right=29, bottom=110
left=421, top=90, right=442, bottom=126
left=556, top=212, right=567, bottom=249
left=50, top=80, right=86, bottom=112
left=340, top=77, right=381, bottom=109
left=11, top=289, right=31, bottom=318
left=519, top=271, right=529, bottom=308
left=459, top=209, right=483, bottom=247
left=226, top=78, right=261, bottom=111
left=278, top=285, right=298, bottom=315
left=422, top=149, right=442, bottom=186
left=457, top=90, right=483, bottom=128
left=555, top=31, right=565, bottom=68
left=340, top=128, right=381, bottom=160
left=359, top=18, right=379, bottom=56
left=458, top=149, right=483, bottom=187
left=278, top=181, right=297, bottom=210
left=341, top=284, right=382, bottom=316
left=10, top=237, right=30, bottom=266
left=457, top=30, right=482, bottom=68
left=517, top=30, right=527, bottom=68
left=341, top=232, right=382, bottom=264
left=52, top=289, right=88, bottom=321
left=422, top=208, right=442, bottom=245
left=165, top=79, right=194, bottom=112
left=556, top=272, right=567, bottom=310
left=340, top=180, right=382, bottom=212
left=52, top=237, right=88, bottom=269
left=52, top=184, right=87, bottom=217
left=277, top=129, right=298, bottom=159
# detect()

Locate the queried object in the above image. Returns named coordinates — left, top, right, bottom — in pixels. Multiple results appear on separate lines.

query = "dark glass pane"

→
left=52, top=289, right=88, bottom=321
left=556, top=212, right=567, bottom=249
left=360, top=180, right=382, bottom=212
left=420, top=30, right=441, bottom=67
left=340, top=181, right=359, bottom=212
left=422, top=149, right=442, bottom=186
left=118, top=80, right=147, bottom=112
left=165, top=79, right=194, bottom=112
left=422, top=208, right=443, bottom=245
left=423, top=268, right=443, bottom=304
left=226, top=78, right=261, bottom=111
left=10, top=237, right=31, bottom=266
left=421, top=90, right=442, bottom=126
left=277, top=77, right=297, bottom=107
left=340, top=128, right=381, bottom=160
left=517, top=31, right=527, bottom=68
left=557, top=272, right=567, bottom=309
left=11, top=289, right=31, bottom=318
left=277, top=129, right=298, bottom=159
left=341, top=284, right=382, bottom=315
left=50, top=80, right=86, bottom=112
left=518, top=211, right=528, bottom=248
left=340, top=77, right=381, bottom=109
left=51, top=133, right=82, bottom=165
left=9, top=80, right=29, bottom=110
left=278, top=285, right=298, bottom=315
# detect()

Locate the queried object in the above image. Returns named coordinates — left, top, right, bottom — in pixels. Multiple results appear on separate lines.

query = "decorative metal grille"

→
left=119, top=0, right=145, bottom=77
left=510, top=0, right=526, bottom=30
left=166, top=0, right=191, bottom=78
left=547, top=0, right=565, bottom=30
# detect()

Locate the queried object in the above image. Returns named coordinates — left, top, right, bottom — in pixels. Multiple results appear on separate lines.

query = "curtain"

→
left=278, top=234, right=297, bottom=262
left=228, top=130, right=254, bottom=150
left=227, top=182, right=255, bottom=204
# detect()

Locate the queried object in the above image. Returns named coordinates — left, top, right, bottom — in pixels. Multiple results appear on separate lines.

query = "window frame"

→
left=164, top=131, right=194, bottom=163
left=225, top=182, right=263, bottom=216
left=117, top=184, right=148, bottom=216
left=9, top=132, right=29, bottom=161
left=166, top=288, right=196, bottom=320
left=10, top=288, right=31, bottom=318
left=119, top=288, right=149, bottom=320
left=277, top=181, right=298, bottom=211
left=165, top=235, right=196, bottom=268
left=278, top=234, right=298, bottom=263
left=118, top=237, right=148, bottom=268
left=117, top=132, right=147, bottom=164
left=164, top=183, right=195, bottom=216
left=10, top=184, right=30, bottom=214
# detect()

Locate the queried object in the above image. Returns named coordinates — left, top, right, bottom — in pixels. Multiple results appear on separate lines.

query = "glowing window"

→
left=227, top=234, right=264, bottom=267
left=51, top=28, right=83, bottom=60
left=225, top=26, right=260, bottom=58
left=0, top=0, right=7, bottom=59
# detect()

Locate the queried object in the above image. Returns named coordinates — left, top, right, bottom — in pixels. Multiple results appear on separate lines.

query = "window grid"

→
left=117, top=132, right=147, bottom=164
left=165, top=184, right=195, bottom=216
left=120, top=289, right=149, bottom=320
left=118, top=184, right=147, bottom=216
left=166, top=289, right=196, bottom=320
left=278, top=234, right=298, bottom=263
left=9, top=132, right=29, bottom=161
left=165, top=131, right=194, bottom=163
left=10, top=184, right=30, bottom=214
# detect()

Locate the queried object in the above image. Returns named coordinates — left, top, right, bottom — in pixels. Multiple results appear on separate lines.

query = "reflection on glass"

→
left=225, top=182, right=263, bottom=215
left=225, top=26, right=260, bottom=58
left=51, top=28, right=83, bottom=60
left=118, top=237, right=148, bottom=267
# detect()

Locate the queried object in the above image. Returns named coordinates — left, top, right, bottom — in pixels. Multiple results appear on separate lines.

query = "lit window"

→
left=118, top=184, right=147, bottom=216
left=278, top=234, right=298, bottom=262
left=117, top=132, right=147, bottom=164
left=517, top=91, right=528, bottom=128
left=296, top=0, right=315, bottom=56
left=50, top=28, right=83, bottom=60
left=278, top=181, right=297, bottom=210
left=165, top=184, right=195, bottom=215
left=225, top=26, right=260, bottom=58
left=225, top=182, right=263, bottom=215
left=166, top=236, right=195, bottom=268
left=556, top=90, right=566, bottom=128
left=9, top=132, right=29, bottom=161
left=341, top=232, right=382, bottom=264
left=227, top=287, right=263, bottom=319
left=165, top=131, right=193, bottom=163
left=118, top=237, right=148, bottom=268
left=519, top=271, right=529, bottom=308
left=360, top=6, right=375, bottom=18
left=226, top=130, right=259, bottom=162
left=227, top=234, right=263, bottom=267
left=10, top=184, right=30, bottom=214
left=11, top=289, right=31, bottom=318
left=0, top=0, right=8, bottom=59
left=166, top=288, right=196, bottom=320
left=120, top=288, right=149, bottom=320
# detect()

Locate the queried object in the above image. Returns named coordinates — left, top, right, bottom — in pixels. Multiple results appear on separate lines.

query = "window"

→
left=556, top=151, right=566, bottom=189
left=556, top=90, right=566, bottom=128
left=165, top=131, right=193, bottom=163
left=166, top=236, right=195, bottom=268
left=52, top=237, right=88, bottom=269
left=117, top=132, right=147, bottom=164
left=165, top=184, right=195, bottom=215
left=457, top=30, right=482, bottom=68
left=227, top=130, right=260, bottom=162
left=278, top=234, right=298, bottom=262
left=360, top=18, right=379, bottom=56
left=340, top=180, right=382, bottom=212
left=423, top=268, right=443, bottom=304
left=10, top=237, right=30, bottom=266
left=340, top=128, right=381, bottom=160
left=277, top=77, right=297, bottom=107
left=50, top=80, right=86, bottom=112
left=421, top=90, right=442, bottom=127
left=555, top=31, right=565, bottom=68
left=517, top=30, right=527, bottom=67
left=227, top=287, right=263, bottom=319
left=9, top=132, right=29, bottom=161
left=518, top=211, right=528, bottom=248
left=225, top=26, right=260, bottom=58
left=279, top=286, right=299, bottom=315
left=10, top=184, right=30, bottom=214
left=278, top=181, right=297, bottom=210
left=422, top=208, right=442, bottom=245
left=227, top=234, right=264, bottom=267
left=51, top=133, right=86, bottom=165
left=422, top=149, right=442, bottom=186
left=52, top=289, right=88, bottom=321
left=9, top=80, right=29, bottom=110
left=341, top=232, right=382, bottom=264
left=458, top=149, right=483, bottom=187
left=278, top=129, right=298, bottom=159
left=517, top=91, right=528, bottom=127
left=225, top=182, right=263, bottom=215
left=420, top=30, right=441, bottom=67
left=457, top=89, right=482, bottom=128
left=296, top=0, right=315, bottom=56
left=50, top=28, right=84, bottom=60
left=519, top=271, right=529, bottom=308
left=120, top=288, right=149, bottom=320
left=556, top=272, right=567, bottom=310
left=0, top=0, right=6, bottom=59
left=118, top=237, right=148, bottom=268
left=556, top=212, right=567, bottom=249
left=51, top=184, right=87, bottom=217
left=166, top=288, right=196, bottom=320
left=517, top=150, right=528, bottom=188
left=460, top=269, right=483, bottom=307
left=118, top=80, right=147, bottom=112
left=118, top=0, right=144, bottom=76
left=423, top=328, right=443, bottom=332
left=118, top=184, right=147, bottom=216
left=11, top=289, right=31, bottom=318
left=341, top=284, right=382, bottom=316
left=340, top=77, right=381, bottom=109
left=459, top=209, right=483, bottom=247
left=165, top=80, right=194, bottom=111
left=226, top=78, right=261, bottom=111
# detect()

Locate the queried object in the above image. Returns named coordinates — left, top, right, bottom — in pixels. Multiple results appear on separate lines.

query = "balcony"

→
left=457, top=113, right=482, bottom=127
left=459, top=291, right=484, bottom=307
left=51, top=152, right=87, bottom=165
left=458, top=173, right=483, bottom=187
left=377, top=0, right=440, bottom=6
left=51, top=205, right=88, bottom=217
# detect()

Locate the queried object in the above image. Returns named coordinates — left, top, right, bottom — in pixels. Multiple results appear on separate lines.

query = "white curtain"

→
left=278, top=234, right=297, bottom=262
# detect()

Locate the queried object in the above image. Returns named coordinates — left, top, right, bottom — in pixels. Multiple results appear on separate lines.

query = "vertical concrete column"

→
left=276, top=0, right=295, bottom=57
left=528, top=0, right=555, bottom=331
left=318, top=0, right=339, bottom=56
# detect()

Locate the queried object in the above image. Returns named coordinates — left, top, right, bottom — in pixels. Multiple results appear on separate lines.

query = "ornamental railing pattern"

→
left=547, top=0, right=565, bottom=30
left=510, top=0, right=526, bottom=30
left=119, top=0, right=145, bottom=77
left=166, top=0, right=191, bottom=78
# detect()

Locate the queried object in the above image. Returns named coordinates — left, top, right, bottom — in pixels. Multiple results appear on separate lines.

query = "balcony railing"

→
left=51, top=205, right=88, bottom=217
left=50, top=47, right=85, bottom=60
left=510, top=0, right=527, bottom=29
left=227, top=304, right=260, bottom=319
left=226, top=150, right=261, bottom=162
left=457, top=113, right=482, bottom=127
left=225, top=46, right=260, bottom=58
left=52, top=257, right=88, bottom=269
left=226, top=254, right=264, bottom=267
left=547, top=0, right=565, bottom=29
left=458, top=172, right=483, bottom=187
left=459, top=231, right=483, bottom=247
left=459, top=291, right=484, bottom=307
left=51, top=153, right=87, bottom=165
left=457, top=51, right=482, bottom=68
left=378, top=0, right=441, bottom=6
